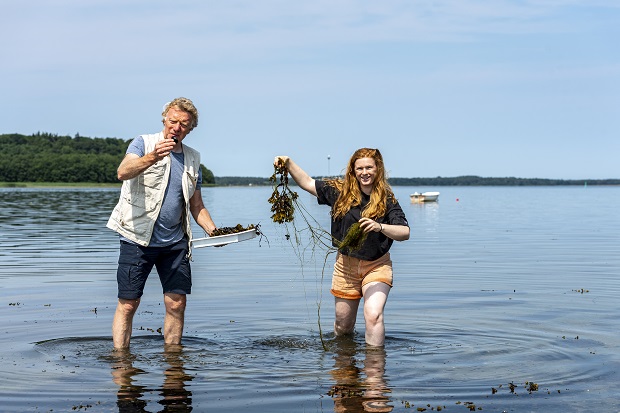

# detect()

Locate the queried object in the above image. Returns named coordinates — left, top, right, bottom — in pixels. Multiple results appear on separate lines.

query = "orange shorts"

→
left=331, top=252, right=393, bottom=300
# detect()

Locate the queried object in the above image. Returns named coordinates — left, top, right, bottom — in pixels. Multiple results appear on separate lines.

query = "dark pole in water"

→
left=327, top=155, right=331, bottom=177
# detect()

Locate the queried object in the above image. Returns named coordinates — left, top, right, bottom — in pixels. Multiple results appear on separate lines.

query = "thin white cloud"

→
left=4, top=0, right=618, bottom=70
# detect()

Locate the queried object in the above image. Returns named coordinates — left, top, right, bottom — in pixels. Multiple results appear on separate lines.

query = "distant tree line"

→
left=0, top=133, right=215, bottom=184
left=387, top=176, right=620, bottom=186
left=214, top=176, right=273, bottom=186
left=2, top=133, right=616, bottom=186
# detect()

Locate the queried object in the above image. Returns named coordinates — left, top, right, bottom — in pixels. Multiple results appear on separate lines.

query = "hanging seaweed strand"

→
left=268, top=159, right=298, bottom=224
left=268, top=159, right=333, bottom=250
left=267, top=160, right=371, bottom=351
left=268, top=160, right=335, bottom=350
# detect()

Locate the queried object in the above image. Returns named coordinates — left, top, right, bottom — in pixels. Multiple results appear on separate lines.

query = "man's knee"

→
left=117, top=298, right=140, bottom=316
left=164, top=294, right=187, bottom=314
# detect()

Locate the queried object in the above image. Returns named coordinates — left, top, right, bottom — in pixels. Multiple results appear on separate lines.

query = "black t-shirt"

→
left=315, top=180, right=409, bottom=261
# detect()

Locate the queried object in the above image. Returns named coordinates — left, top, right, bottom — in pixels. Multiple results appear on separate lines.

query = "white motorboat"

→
left=410, top=191, right=440, bottom=203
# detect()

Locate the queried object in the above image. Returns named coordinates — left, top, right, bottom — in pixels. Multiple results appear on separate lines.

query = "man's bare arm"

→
left=189, top=189, right=216, bottom=236
left=117, top=139, right=176, bottom=181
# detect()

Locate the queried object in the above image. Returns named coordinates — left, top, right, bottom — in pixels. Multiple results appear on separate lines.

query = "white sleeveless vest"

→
left=107, top=132, right=201, bottom=252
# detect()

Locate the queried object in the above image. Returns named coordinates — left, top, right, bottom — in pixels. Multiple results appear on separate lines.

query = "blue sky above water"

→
left=2, top=1, right=618, bottom=179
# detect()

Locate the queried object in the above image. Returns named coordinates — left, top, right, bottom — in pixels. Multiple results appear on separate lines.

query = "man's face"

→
left=163, top=107, right=193, bottom=141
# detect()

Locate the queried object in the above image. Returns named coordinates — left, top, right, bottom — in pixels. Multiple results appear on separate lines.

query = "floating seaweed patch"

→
left=327, top=385, right=364, bottom=398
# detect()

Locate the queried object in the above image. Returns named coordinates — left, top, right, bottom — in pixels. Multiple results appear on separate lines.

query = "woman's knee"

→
left=334, top=319, right=356, bottom=335
left=364, top=306, right=384, bottom=327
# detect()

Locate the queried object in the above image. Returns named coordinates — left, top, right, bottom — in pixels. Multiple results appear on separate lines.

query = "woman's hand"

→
left=359, top=217, right=382, bottom=233
left=358, top=217, right=410, bottom=241
left=272, top=156, right=317, bottom=196
left=274, top=156, right=290, bottom=167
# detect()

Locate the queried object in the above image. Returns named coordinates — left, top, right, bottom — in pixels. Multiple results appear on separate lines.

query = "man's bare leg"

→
left=112, top=298, right=140, bottom=349
left=163, top=293, right=187, bottom=345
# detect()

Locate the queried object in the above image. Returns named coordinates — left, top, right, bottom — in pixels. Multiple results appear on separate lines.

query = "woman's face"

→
left=354, top=157, right=377, bottom=194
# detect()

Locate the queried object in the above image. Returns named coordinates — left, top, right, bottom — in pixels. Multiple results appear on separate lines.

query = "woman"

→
left=275, top=148, right=409, bottom=346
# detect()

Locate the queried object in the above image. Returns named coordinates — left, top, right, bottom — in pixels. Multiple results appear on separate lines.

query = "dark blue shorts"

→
left=116, top=238, right=192, bottom=299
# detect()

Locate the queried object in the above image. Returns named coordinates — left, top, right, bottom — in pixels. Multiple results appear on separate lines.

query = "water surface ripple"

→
left=1, top=186, right=619, bottom=412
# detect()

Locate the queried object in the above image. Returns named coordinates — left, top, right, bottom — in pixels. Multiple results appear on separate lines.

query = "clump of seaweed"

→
left=268, top=159, right=298, bottom=224
left=336, top=222, right=368, bottom=253
left=211, top=224, right=259, bottom=237
left=526, top=381, right=539, bottom=393
left=268, top=159, right=375, bottom=350
left=268, top=159, right=339, bottom=350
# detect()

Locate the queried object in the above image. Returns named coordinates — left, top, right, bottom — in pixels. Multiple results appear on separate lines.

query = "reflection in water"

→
left=329, top=339, right=393, bottom=413
left=111, top=350, right=148, bottom=412
left=110, top=344, right=193, bottom=412
left=159, top=345, right=193, bottom=412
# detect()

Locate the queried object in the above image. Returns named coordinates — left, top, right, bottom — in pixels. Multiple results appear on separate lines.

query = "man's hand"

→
left=153, top=137, right=177, bottom=161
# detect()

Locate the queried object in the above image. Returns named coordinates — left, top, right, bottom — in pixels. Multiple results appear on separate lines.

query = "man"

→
left=107, top=97, right=216, bottom=349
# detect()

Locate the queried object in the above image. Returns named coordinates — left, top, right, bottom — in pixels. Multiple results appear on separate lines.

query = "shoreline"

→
left=0, top=182, right=122, bottom=188
left=2, top=181, right=619, bottom=189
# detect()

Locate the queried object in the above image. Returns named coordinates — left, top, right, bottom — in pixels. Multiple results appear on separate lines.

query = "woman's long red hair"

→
left=325, top=148, right=396, bottom=219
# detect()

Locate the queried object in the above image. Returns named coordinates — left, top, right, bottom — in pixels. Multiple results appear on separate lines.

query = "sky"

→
left=2, top=1, right=619, bottom=180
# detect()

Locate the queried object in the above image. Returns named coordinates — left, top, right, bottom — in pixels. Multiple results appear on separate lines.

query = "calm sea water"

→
left=1, top=185, right=619, bottom=412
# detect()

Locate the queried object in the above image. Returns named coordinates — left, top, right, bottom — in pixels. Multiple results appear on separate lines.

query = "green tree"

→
left=0, top=133, right=221, bottom=184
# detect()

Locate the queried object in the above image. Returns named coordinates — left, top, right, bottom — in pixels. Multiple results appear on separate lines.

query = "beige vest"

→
left=107, top=132, right=201, bottom=253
